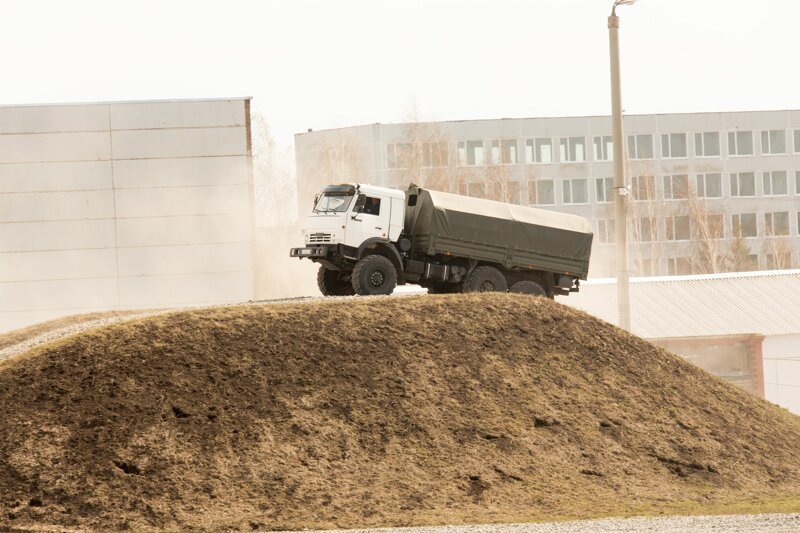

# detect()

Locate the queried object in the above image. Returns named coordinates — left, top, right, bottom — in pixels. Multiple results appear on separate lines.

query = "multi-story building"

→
left=295, top=110, right=800, bottom=278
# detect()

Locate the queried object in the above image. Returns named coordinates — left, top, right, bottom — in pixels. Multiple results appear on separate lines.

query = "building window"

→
left=795, top=129, right=800, bottom=153
left=559, top=137, right=586, bottom=162
left=764, top=212, right=790, bottom=236
left=666, top=216, right=690, bottom=241
left=667, top=257, right=692, bottom=275
left=595, top=177, right=614, bottom=203
left=423, top=141, right=448, bottom=167
left=627, top=134, right=653, bottom=159
left=528, top=179, right=555, bottom=205
left=730, top=172, right=756, bottom=197
left=458, top=140, right=484, bottom=166
left=661, top=133, right=688, bottom=158
left=525, top=138, right=553, bottom=164
left=562, top=178, right=588, bottom=204
left=386, top=143, right=412, bottom=169
left=728, top=130, right=754, bottom=156
left=597, top=219, right=615, bottom=243
left=631, top=175, right=656, bottom=201
left=637, top=217, right=657, bottom=242
left=491, top=139, right=518, bottom=165
left=488, top=180, right=521, bottom=204
left=638, top=258, right=656, bottom=277
left=761, top=130, right=786, bottom=155
left=763, top=171, right=788, bottom=196
left=695, top=132, right=720, bottom=157
left=467, top=182, right=485, bottom=198
left=663, top=174, right=689, bottom=200
left=593, top=136, right=613, bottom=161
left=732, top=213, right=757, bottom=238
left=797, top=171, right=800, bottom=195
left=766, top=253, right=792, bottom=270
left=700, top=214, right=725, bottom=240
left=696, top=173, right=722, bottom=198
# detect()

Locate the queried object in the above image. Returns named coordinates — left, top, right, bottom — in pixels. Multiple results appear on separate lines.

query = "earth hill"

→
left=1, top=294, right=799, bottom=531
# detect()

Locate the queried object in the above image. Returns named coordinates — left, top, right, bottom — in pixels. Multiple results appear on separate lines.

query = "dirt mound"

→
left=1, top=294, right=800, bottom=531
left=0, top=310, right=142, bottom=352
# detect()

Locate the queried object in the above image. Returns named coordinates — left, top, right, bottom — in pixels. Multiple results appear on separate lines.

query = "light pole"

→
left=608, top=0, right=635, bottom=331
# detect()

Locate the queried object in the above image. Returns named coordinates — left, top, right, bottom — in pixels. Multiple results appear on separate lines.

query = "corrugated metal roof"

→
left=564, top=270, right=800, bottom=338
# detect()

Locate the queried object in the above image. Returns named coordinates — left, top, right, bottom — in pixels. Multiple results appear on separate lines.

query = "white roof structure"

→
left=565, top=270, right=800, bottom=338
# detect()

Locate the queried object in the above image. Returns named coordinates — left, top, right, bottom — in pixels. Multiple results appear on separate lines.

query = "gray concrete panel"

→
left=114, top=184, right=250, bottom=218
left=0, top=190, right=115, bottom=223
left=113, top=156, right=248, bottom=189
left=0, top=249, right=116, bottom=282
left=0, top=277, right=118, bottom=312
left=0, top=161, right=112, bottom=193
left=115, top=213, right=251, bottom=247
left=117, top=242, right=251, bottom=277
left=118, top=271, right=251, bottom=307
left=110, top=99, right=246, bottom=130
left=0, top=131, right=110, bottom=163
left=110, top=127, right=247, bottom=159
left=0, top=104, right=109, bottom=134
left=0, top=219, right=116, bottom=252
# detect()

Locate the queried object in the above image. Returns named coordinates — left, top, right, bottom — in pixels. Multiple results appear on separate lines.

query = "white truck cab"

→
left=298, top=183, right=405, bottom=251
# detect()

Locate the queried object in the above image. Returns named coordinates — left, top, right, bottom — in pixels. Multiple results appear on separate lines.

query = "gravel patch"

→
left=272, top=513, right=800, bottom=533
left=0, top=288, right=428, bottom=364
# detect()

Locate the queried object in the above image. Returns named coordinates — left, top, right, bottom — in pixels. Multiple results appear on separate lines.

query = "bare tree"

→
left=762, top=237, right=793, bottom=270
left=686, top=185, right=727, bottom=274
left=728, top=219, right=753, bottom=272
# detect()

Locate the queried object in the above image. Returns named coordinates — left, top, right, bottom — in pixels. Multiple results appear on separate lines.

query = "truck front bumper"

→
left=290, top=246, right=329, bottom=258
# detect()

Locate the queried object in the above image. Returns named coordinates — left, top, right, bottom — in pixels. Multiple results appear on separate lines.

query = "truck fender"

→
left=357, top=238, right=404, bottom=273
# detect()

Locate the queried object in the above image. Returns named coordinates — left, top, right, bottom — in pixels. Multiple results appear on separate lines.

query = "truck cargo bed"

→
left=407, top=187, right=593, bottom=278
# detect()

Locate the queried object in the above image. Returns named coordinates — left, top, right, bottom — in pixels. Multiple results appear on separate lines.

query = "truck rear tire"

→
left=317, top=266, right=355, bottom=296
left=509, top=280, right=546, bottom=296
left=352, top=255, right=397, bottom=296
left=464, top=266, right=507, bottom=293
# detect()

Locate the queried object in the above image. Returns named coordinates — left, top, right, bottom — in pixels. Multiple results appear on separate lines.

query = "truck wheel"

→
left=351, top=255, right=397, bottom=296
left=317, top=266, right=355, bottom=296
left=509, top=280, right=546, bottom=296
left=464, top=266, right=508, bottom=293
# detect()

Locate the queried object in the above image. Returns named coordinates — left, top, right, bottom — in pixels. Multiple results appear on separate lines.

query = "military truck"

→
left=290, top=183, right=593, bottom=297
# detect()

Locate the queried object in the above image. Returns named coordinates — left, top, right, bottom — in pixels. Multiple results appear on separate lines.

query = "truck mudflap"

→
left=290, top=246, right=328, bottom=258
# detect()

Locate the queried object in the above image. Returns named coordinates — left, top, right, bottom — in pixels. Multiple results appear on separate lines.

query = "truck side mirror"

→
left=313, top=194, right=320, bottom=208
left=353, top=194, right=366, bottom=213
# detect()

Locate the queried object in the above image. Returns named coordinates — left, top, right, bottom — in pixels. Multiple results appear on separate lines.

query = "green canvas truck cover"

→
left=406, top=185, right=593, bottom=279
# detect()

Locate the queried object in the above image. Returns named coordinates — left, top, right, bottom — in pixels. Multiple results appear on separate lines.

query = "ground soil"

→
left=1, top=294, right=799, bottom=532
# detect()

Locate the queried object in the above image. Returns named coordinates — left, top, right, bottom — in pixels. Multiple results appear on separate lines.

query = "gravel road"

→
left=273, top=513, right=800, bottom=533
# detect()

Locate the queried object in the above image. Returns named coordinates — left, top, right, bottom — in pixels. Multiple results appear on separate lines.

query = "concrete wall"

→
left=0, top=98, right=254, bottom=332
left=763, top=334, right=800, bottom=414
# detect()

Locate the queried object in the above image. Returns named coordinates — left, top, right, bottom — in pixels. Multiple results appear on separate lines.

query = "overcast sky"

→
left=2, top=0, right=798, bottom=146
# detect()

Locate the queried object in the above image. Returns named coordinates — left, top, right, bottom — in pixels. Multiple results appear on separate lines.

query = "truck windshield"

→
left=314, top=192, right=354, bottom=213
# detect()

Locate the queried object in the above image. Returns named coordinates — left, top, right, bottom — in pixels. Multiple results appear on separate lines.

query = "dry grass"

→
left=1, top=294, right=799, bottom=531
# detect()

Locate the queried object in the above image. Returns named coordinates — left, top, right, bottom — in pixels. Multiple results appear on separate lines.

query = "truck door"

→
left=344, top=193, right=392, bottom=248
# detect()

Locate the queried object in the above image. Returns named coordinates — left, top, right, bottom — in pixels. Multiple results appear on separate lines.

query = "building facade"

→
left=0, top=98, right=255, bottom=333
left=295, top=110, right=800, bottom=278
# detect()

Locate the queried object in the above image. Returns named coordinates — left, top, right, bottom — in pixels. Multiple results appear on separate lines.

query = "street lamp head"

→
left=612, top=0, right=637, bottom=15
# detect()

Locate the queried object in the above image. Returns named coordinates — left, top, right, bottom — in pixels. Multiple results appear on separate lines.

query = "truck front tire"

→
left=352, top=255, right=397, bottom=296
left=464, top=266, right=507, bottom=293
left=317, top=266, right=355, bottom=296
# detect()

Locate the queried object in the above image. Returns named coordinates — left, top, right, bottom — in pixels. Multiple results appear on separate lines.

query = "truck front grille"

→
left=308, top=233, right=332, bottom=243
